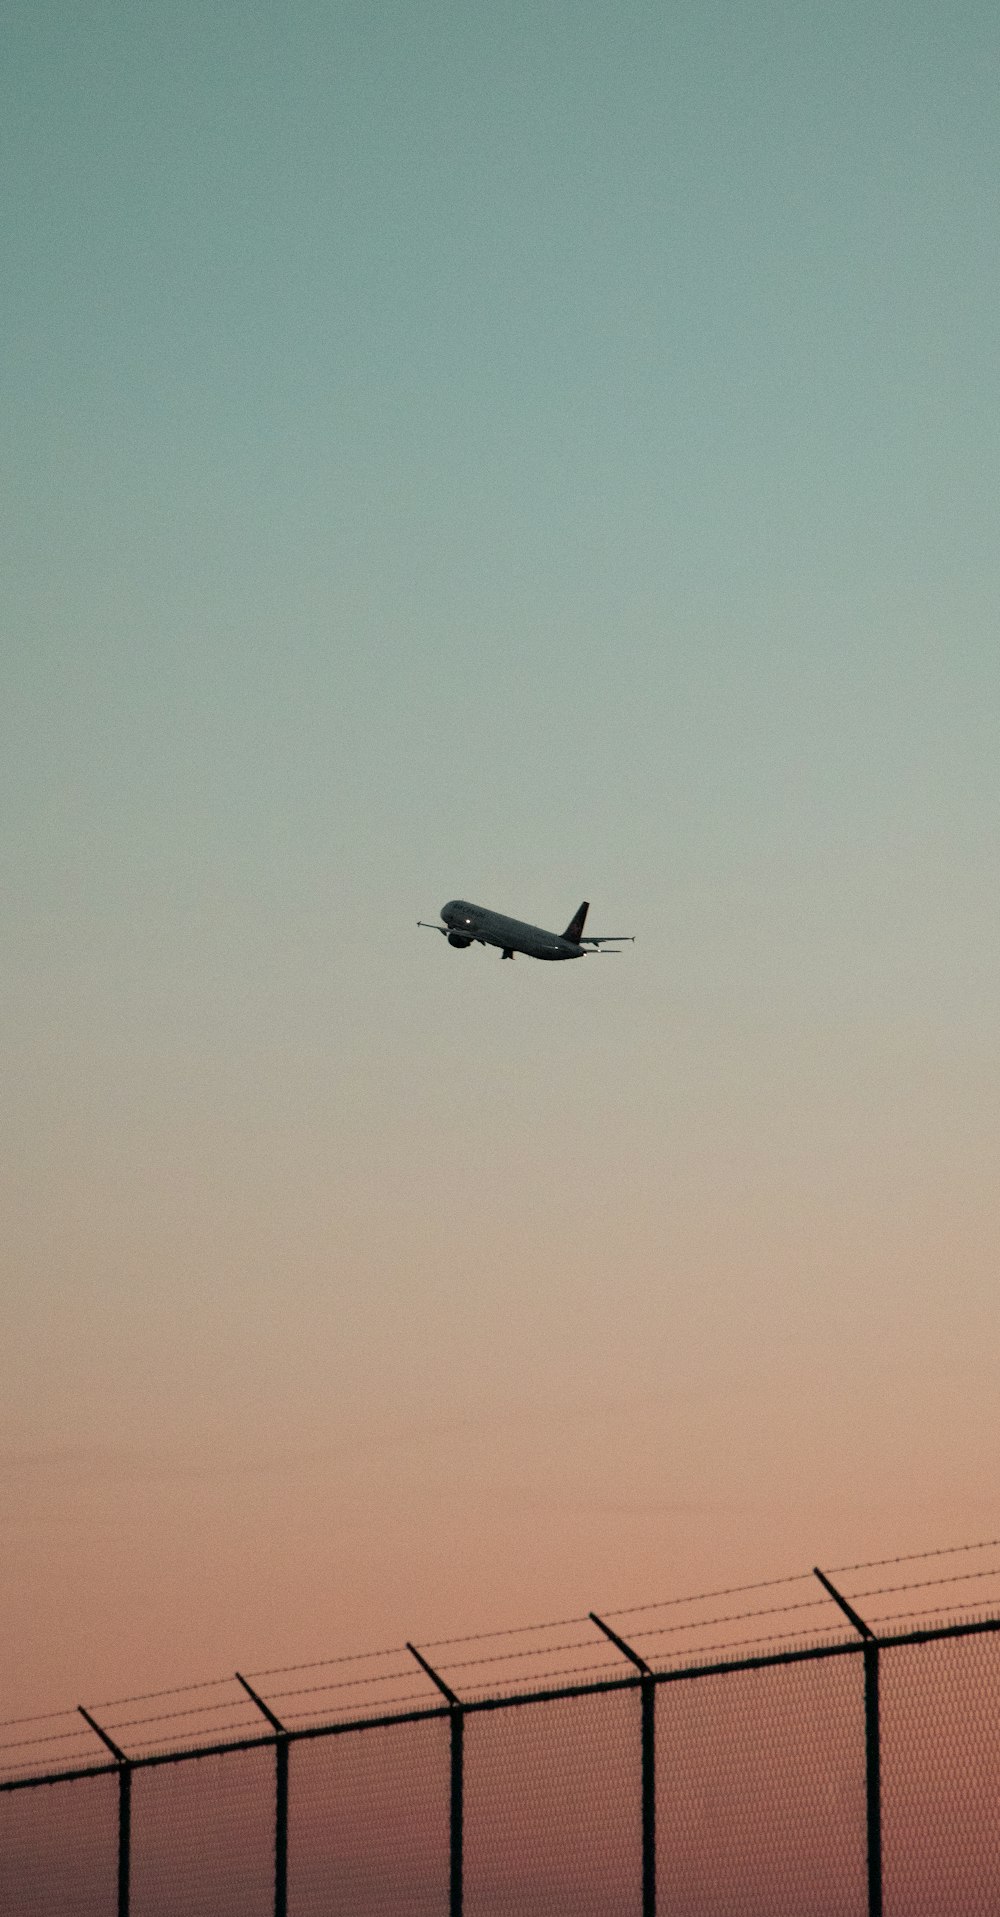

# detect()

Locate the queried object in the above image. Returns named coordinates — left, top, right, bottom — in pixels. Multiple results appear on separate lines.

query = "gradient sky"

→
left=3, top=0, right=998, bottom=1721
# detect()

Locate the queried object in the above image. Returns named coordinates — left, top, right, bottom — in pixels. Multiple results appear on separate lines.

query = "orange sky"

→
left=5, top=0, right=999, bottom=1727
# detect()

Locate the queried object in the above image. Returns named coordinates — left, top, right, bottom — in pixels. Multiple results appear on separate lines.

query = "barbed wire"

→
left=265, top=1668, right=415, bottom=1703
left=6, top=1539, right=999, bottom=1761
left=279, top=1688, right=443, bottom=1723
left=86, top=1674, right=236, bottom=1712
left=432, top=1635, right=604, bottom=1673
left=0, top=1707, right=83, bottom=1731
left=246, top=1644, right=406, bottom=1680
left=650, top=1620, right=862, bottom=1668
left=607, top=1570, right=815, bottom=1619
left=100, top=1699, right=263, bottom=1736
left=419, top=1613, right=589, bottom=1650
left=828, top=1537, right=1000, bottom=1574
left=866, top=1596, right=1000, bottom=1629
left=457, top=1656, right=625, bottom=1696
left=115, top=1720, right=268, bottom=1757
left=850, top=1566, right=1000, bottom=1604
left=639, top=1594, right=830, bottom=1641
left=0, top=1726, right=95, bottom=1756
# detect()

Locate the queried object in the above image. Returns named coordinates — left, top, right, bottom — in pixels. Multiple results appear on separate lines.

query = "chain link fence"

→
left=4, top=1543, right=1000, bottom=1915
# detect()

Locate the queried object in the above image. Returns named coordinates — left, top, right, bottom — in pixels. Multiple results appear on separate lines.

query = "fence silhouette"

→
left=4, top=1541, right=1000, bottom=1914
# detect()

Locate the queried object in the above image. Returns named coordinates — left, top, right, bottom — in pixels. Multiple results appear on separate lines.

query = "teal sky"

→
left=3, top=1, right=999, bottom=1711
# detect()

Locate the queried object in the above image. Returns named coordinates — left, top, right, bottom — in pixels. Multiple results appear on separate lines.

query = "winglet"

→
left=563, top=901, right=589, bottom=942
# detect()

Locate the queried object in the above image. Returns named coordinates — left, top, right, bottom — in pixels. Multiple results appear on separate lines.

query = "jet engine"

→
left=447, top=932, right=472, bottom=948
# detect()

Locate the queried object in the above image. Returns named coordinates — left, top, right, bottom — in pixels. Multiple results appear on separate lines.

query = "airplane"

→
left=418, top=899, right=634, bottom=961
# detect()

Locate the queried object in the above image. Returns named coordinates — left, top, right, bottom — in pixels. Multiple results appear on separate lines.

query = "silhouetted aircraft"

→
left=418, top=899, right=634, bottom=961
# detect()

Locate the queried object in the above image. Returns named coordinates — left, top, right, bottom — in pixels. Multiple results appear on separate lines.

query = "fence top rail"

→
left=4, top=1607, right=999, bottom=1794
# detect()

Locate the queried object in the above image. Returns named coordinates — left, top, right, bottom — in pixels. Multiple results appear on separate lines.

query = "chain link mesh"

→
left=0, top=1772, right=117, bottom=1915
left=881, top=1631, right=1000, bottom=1916
left=657, top=1653, right=868, bottom=1916
left=465, top=1688, right=640, bottom=1915
left=130, top=1747, right=274, bottom=1915
left=287, top=1716, right=449, bottom=1915
left=4, top=1575, right=1000, bottom=1911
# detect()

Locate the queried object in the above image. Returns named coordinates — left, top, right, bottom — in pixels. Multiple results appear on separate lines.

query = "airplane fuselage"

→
left=441, top=900, right=585, bottom=961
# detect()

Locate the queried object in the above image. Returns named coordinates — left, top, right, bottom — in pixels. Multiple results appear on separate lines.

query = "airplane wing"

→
left=577, top=935, right=634, bottom=945
left=417, top=922, right=486, bottom=944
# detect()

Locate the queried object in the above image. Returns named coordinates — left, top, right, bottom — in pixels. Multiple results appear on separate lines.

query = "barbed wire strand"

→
left=247, top=1644, right=406, bottom=1680
left=651, top=1619, right=861, bottom=1666
left=434, top=1636, right=607, bottom=1674
left=278, top=1689, right=442, bottom=1723
left=606, top=1572, right=817, bottom=1620
left=850, top=1566, right=1000, bottom=1604
left=0, top=1727, right=95, bottom=1757
left=0, top=1707, right=84, bottom=1731
left=102, top=1699, right=265, bottom=1735
left=458, top=1657, right=624, bottom=1696
left=829, top=1537, right=1000, bottom=1574
left=88, top=1674, right=236, bottom=1712
left=419, top=1613, right=589, bottom=1650
left=868, top=1597, right=1000, bottom=1629
left=639, top=1595, right=830, bottom=1642
left=117, top=1720, right=266, bottom=1756
left=8, top=1539, right=999, bottom=1738
left=247, top=1669, right=415, bottom=1704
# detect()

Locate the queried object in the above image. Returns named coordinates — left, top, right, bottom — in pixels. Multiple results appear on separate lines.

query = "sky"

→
left=2, top=0, right=998, bottom=1722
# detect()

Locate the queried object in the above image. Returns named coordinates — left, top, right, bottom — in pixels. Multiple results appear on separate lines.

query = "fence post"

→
left=590, top=1613, right=656, bottom=1917
left=863, top=1642, right=883, bottom=1917
left=118, top=1765, right=131, bottom=1917
left=236, top=1674, right=289, bottom=1917
left=450, top=1701, right=464, bottom=1914
left=407, top=1643, right=464, bottom=1916
left=813, top=1569, right=883, bottom=1917
left=77, top=1706, right=131, bottom=1917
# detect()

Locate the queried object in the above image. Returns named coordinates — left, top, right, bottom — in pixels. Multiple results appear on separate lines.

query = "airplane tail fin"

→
left=563, top=901, right=589, bottom=942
